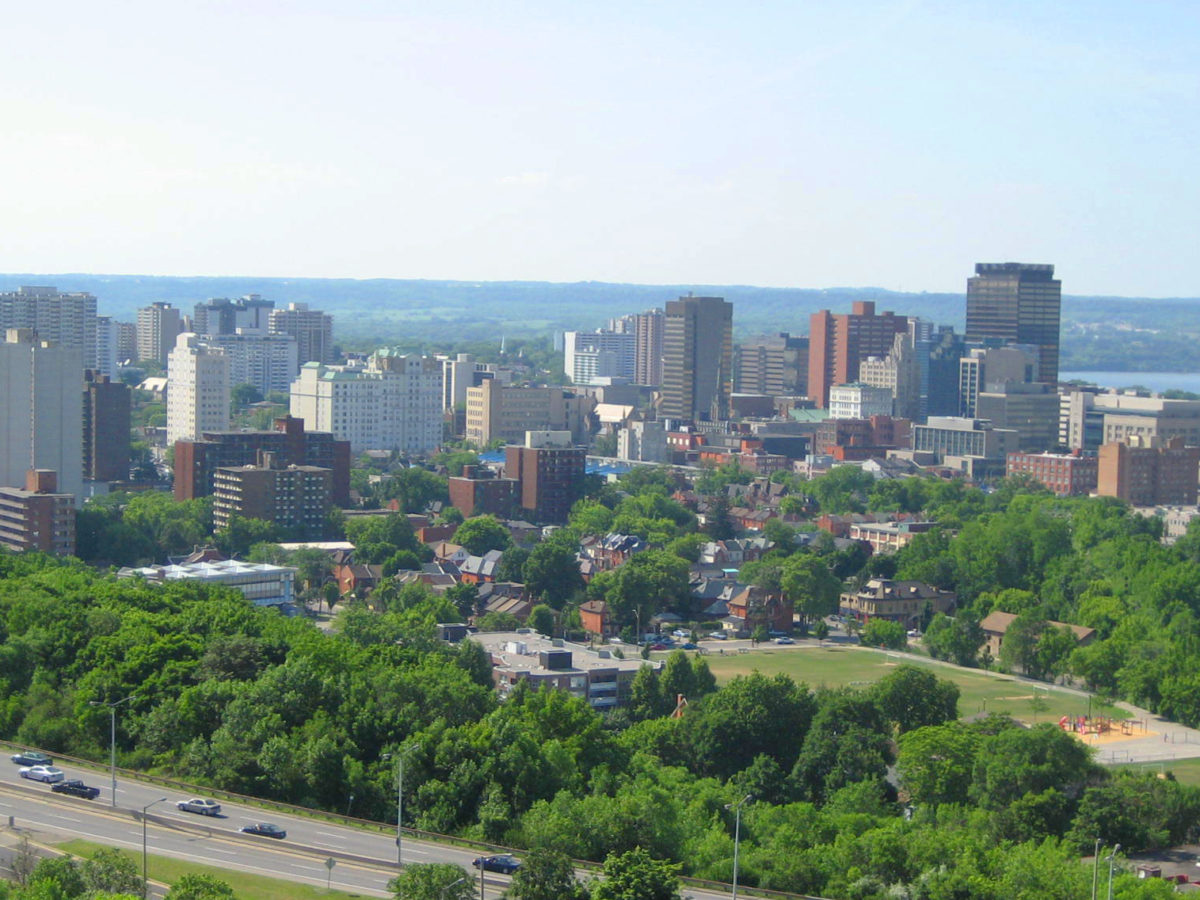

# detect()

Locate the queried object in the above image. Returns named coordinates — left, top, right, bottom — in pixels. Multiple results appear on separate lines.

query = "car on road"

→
left=20, top=765, right=66, bottom=783
left=708, top=631, right=727, bottom=640
left=11, top=751, right=52, bottom=767
left=51, top=780, right=101, bottom=799
left=774, top=636, right=795, bottom=645
left=649, top=643, right=668, bottom=651
left=681, top=642, right=698, bottom=650
left=176, top=798, right=222, bottom=816
left=240, top=823, right=286, bottom=839
left=472, top=854, right=522, bottom=875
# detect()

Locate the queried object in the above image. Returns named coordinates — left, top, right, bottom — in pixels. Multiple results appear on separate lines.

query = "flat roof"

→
left=470, top=631, right=656, bottom=675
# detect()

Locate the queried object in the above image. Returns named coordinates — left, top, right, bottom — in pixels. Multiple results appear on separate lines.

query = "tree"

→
left=780, top=555, right=841, bottom=623
left=860, top=618, right=907, bottom=650
left=497, top=546, right=531, bottom=583
left=523, top=540, right=584, bottom=609
left=591, top=847, right=681, bottom=900
left=508, top=848, right=590, bottom=900
left=165, top=873, right=237, bottom=899
left=388, top=863, right=475, bottom=900
left=230, top=382, right=264, bottom=408
left=896, top=722, right=981, bottom=805
left=453, top=515, right=512, bottom=555
left=923, top=611, right=984, bottom=666
left=80, top=848, right=144, bottom=896
left=871, top=665, right=959, bottom=733
left=971, top=723, right=1100, bottom=809
left=529, top=604, right=556, bottom=636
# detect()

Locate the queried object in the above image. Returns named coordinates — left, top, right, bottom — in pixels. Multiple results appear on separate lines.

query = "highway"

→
left=0, top=754, right=742, bottom=899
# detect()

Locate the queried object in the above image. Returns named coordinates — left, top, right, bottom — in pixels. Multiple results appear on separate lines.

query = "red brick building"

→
left=0, top=470, right=75, bottom=556
left=1097, top=437, right=1200, bottom=506
left=448, top=465, right=518, bottom=518
left=814, top=415, right=912, bottom=460
left=504, top=436, right=587, bottom=524
left=808, top=302, right=909, bottom=408
left=1006, top=451, right=1099, bottom=496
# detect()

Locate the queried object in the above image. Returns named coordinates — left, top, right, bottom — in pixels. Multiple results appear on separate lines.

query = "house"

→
left=459, top=549, right=504, bottom=584
left=980, top=611, right=1095, bottom=660
left=580, top=599, right=614, bottom=638
left=428, top=541, right=470, bottom=567
left=848, top=520, right=939, bottom=555
left=839, top=579, right=957, bottom=629
left=334, top=563, right=384, bottom=598
left=726, top=585, right=794, bottom=634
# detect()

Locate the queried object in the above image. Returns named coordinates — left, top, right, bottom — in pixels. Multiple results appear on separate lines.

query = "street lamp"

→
left=1091, top=838, right=1103, bottom=900
left=724, top=794, right=752, bottom=900
left=440, top=875, right=466, bottom=899
left=141, top=797, right=167, bottom=898
left=90, top=694, right=134, bottom=808
left=1106, top=844, right=1121, bottom=900
left=383, top=744, right=419, bottom=868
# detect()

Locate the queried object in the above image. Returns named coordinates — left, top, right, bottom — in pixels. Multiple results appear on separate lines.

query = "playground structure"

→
left=1059, top=714, right=1149, bottom=740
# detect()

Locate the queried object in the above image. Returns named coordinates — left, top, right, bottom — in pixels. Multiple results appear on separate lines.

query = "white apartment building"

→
left=167, top=333, right=231, bottom=446
left=268, top=302, right=334, bottom=368
left=290, top=352, right=443, bottom=455
left=0, top=329, right=84, bottom=500
left=0, top=286, right=98, bottom=372
left=136, top=302, right=183, bottom=366
left=439, top=352, right=476, bottom=411
left=95, top=316, right=120, bottom=378
left=207, top=332, right=299, bottom=395
left=563, top=330, right=635, bottom=385
left=827, top=383, right=895, bottom=420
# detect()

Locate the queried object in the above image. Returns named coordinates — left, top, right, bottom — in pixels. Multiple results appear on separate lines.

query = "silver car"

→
left=20, top=765, right=66, bottom=783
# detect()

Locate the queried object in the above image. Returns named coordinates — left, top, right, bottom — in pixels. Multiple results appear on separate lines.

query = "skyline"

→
left=3, top=1, right=1198, bottom=297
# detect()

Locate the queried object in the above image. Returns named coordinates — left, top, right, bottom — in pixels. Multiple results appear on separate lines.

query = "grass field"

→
left=1115, top=757, right=1200, bottom=787
left=703, top=645, right=1128, bottom=726
left=56, top=840, right=371, bottom=899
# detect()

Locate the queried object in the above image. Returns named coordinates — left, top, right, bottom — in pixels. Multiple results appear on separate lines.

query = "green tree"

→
left=80, top=848, right=143, bottom=897
left=859, top=618, right=907, bottom=649
left=923, top=611, right=984, bottom=666
left=780, top=555, right=841, bottom=623
left=453, top=515, right=512, bottom=555
left=529, top=604, right=556, bottom=636
left=164, top=873, right=237, bottom=899
left=971, top=723, right=1100, bottom=809
left=591, top=847, right=681, bottom=900
left=523, top=540, right=584, bottom=609
left=230, top=382, right=263, bottom=407
left=387, top=863, right=475, bottom=900
left=871, top=665, right=959, bottom=733
left=896, top=722, right=981, bottom=805
left=508, top=848, right=589, bottom=900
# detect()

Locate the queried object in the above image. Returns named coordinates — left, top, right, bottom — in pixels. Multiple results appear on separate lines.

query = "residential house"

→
left=980, top=610, right=1095, bottom=661
left=839, top=579, right=957, bottom=629
left=459, top=549, right=504, bottom=585
left=726, top=585, right=794, bottom=634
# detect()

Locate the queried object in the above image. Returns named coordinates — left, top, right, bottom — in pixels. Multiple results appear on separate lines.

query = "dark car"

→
left=51, top=780, right=101, bottom=800
left=472, top=854, right=521, bottom=875
left=11, top=751, right=52, bottom=767
left=240, top=823, right=287, bottom=839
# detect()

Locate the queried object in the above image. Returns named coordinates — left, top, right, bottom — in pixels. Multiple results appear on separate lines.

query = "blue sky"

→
left=2, top=1, right=1196, bottom=296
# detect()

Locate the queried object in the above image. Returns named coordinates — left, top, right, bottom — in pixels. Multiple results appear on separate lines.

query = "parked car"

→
left=240, top=823, right=286, bottom=839
left=20, top=765, right=66, bottom=783
left=11, top=751, right=52, bottom=767
left=650, top=643, right=668, bottom=651
left=176, top=798, right=222, bottom=816
left=672, top=629, right=690, bottom=638
left=681, top=642, right=698, bottom=650
left=774, top=636, right=795, bottom=645
left=472, top=854, right=522, bottom=875
left=708, top=631, right=727, bottom=640
left=51, top=780, right=101, bottom=799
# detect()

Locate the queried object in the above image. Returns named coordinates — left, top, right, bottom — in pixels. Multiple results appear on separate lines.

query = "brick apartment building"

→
left=448, top=465, right=519, bottom=518
left=212, top=450, right=333, bottom=540
left=808, top=302, right=909, bottom=408
left=1006, top=451, right=1099, bottom=496
left=83, top=370, right=131, bottom=482
left=1097, top=437, right=1200, bottom=506
left=504, top=431, right=587, bottom=524
left=0, top=470, right=76, bottom=556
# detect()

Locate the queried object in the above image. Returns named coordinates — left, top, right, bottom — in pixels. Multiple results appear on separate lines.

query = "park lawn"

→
left=703, top=645, right=1127, bottom=726
left=1115, top=757, right=1200, bottom=787
left=56, top=840, right=368, bottom=900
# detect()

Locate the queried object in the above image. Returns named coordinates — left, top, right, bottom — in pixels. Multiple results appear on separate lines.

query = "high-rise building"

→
left=808, top=301, right=909, bottom=408
left=735, top=333, right=809, bottom=398
left=137, top=302, right=183, bottom=366
left=976, top=382, right=1059, bottom=451
left=0, top=286, right=98, bottom=372
left=193, top=295, right=274, bottom=336
left=1098, top=437, right=1200, bottom=506
left=290, top=352, right=443, bottom=455
left=0, top=470, right=75, bottom=556
left=115, top=321, right=137, bottom=365
left=83, top=371, right=131, bottom=483
left=167, top=333, right=231, bottom=446
left=207, top=332, right=299, bottom=395
left=212, top=450, right=333, bottom=540
left=95, top=316, right=121, bottom=378
left=858, top=332, right=921, bottom=420
left=958, top=344, right=1039, bottom=417
left=439, top=353, right=478, bottom=411
left=660, top=296, right=733, bottom=423
left=465, top=378, right=592, bottom=446
left=268, top=302, right=335, bottom=368
left=965, top=262, right=1062, bottom=385
left=0, top=329, right=84, bottom=501
left=563, top=330, right=636, bottom=385
left=504, top=431, right=587, bottom=524
left=612, top=310, right=665, bottom=386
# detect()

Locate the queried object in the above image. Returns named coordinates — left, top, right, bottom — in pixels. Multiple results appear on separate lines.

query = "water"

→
left=1061, top=371, right=1200, bottom=395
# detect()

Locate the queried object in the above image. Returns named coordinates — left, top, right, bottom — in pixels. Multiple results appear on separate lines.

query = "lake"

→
left=1061, top=371, right=1200, bottom=395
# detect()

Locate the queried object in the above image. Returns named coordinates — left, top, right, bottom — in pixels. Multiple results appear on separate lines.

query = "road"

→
left=0, top=755, right=745, bottom=899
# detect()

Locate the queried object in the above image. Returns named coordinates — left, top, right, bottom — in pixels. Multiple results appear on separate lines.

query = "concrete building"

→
left=448, top=465, right=519, bottom=518
left=858, top=332, right=921, bottom=420
left=83, top=371, right=131, bottom=483
left=206, top=332, right=299, bottom=395
left=95, top=316, right=120, bottom=378
left=290, top=352, right=443, bottom=455
left=0, top=329, right=84, bottom=500
left=268, top=302, right=335, bottom=367
left=439, top=353, right=478, bottom=412
left=808, top=301, right=909, bottom=409
left=115, top=321, right=137, bottom=365
left=563, top=329, right=635, bottom=385
left=193, top=295, right=274, bottom=336
left=611, top=309, right=666, bottom=386
left=0, top=286, right=99, bottom=373
left=119, top=558, right=297, bottom=607
left=212, top=450, right=333, bottom=540
left=471, top=631, right=658, bottom=709
left=847, top=522, right=939, bottom=555
left=965, top=262, right=1062, bottom=385
left=975, top=381, right=1059, bottom=451
left=465, top=378, right=591, bottom=446
left=1059, top=385, right=1104, bottom=451
left=504, top=431, right=587, bottom=524
left=911, top=416, right=1020, bottom=476
left=0, top=470, right=76, bottom=556
left=958, top=344, right=1039, bottom=418
left=1006, top=451, right=1099, bottom=496
left=1098, top=437, right=1200, bottom=507
left=660, top=296, right=733, bottom=422
left=166, top=333, right=231, bottom=446
left=136, top=302, right=183, bottom=366
left=827, top=383, right=895, bottom=421
left=734, top=333, right=809, bottom=398
left=617, top=420, right=670, bottom=463
left=174, top=415, right=351, bottom=507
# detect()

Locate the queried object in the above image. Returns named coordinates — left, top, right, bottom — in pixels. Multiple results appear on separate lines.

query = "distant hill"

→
left=0, top=273, right=1195, bottom=370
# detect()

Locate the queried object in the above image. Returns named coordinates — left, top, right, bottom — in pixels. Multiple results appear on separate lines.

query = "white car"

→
left=176, top=798, right=222, bottom=816
left=708, top=631, right=727, bottom=640
left=20, top=765, right=66, bottom=783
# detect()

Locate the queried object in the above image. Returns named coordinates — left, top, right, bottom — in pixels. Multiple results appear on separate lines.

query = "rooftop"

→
left=470, top=631, right=656, bottom=675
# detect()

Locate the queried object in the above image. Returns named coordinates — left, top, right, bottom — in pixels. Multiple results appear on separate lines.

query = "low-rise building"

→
left=979, top=610, right=1095, bottom=661
left=1006, top=450, right=1099, bottom=496
left=119, top=558, right=296, bottom=606
left=1097, top=436, right=1200, bottom=506
left=0, top=470, right=75, bottom=556
left=839, top=579, right=956, bottom=629
left=847, top=520, right=938, bottom=554
left=448, top=465, right=519, bottom=518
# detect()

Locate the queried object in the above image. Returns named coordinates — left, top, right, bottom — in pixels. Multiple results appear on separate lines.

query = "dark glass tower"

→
left=965, top=262, right=1062, bottom=385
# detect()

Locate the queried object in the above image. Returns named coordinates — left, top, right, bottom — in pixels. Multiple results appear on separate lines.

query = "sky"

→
left=1, top=1, right=1197, bottom=297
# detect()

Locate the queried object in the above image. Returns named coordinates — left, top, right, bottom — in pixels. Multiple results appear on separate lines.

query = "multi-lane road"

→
left=0, top=753, right=746, bottom=899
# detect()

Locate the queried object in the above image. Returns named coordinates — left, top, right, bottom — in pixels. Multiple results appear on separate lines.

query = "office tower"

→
left=137, top=302, right=183, bottom=366
left=83, top=371, right=131, bottom=482
left=0, top=330, right=84, bottom=500
left=612, top=309, right=666, bottom=386
left=504, top=431, right=587, bottom=524
left=808, top=301, right=909, bottom=408
left=0, top=470, right=75, bottom=556
left=167, top=333, right=231, bottom=446
left=212, top=450, right=333, bottom=540
left=0, top=285, right=98, bottom=372
left=206, top=332, right=299, bottom=395
left=925, top=328, right=966, bottom=418
left=464, top=378, right=592, bottom=446
left=115, top=321, right=137, bottom=364
left=660, top=296, right=733, bottom=422
left=827, top=383, right=895, bottom=420
left=858, top=332, right=921, bottom=420
left=94, top=316, right=120, bottom=378
left=735, top=333, right=809, bottom=397
left=174, top=415, right=350, bottom=506
left=563, top=330, right=635, bottom=385
left=268, top=302, right=335, bottom=367
left=966, top=262, right=1062, bottom=385
left=290, top=352, right=442, bottom=455
left=958, top=344, right=1039, bottom=417
left=193, top=295, right=274, bottom=335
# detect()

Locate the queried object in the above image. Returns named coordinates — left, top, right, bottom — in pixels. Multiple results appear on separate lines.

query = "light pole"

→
left=90, top=694, right=134, bottom=808
left=1091, top=838, right=1103, bottom=900
left=141, top=797, right=167, bottom=898
left=725, top=794, right=752, bottom=900
left=441, top=875, right=466, bottom=899
left=1106, top=844, right=1121, bottom=900
left=383, top=744, right=419, bottom=868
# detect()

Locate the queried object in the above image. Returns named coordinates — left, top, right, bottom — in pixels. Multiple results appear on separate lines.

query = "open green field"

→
left=57, top=840, right=370, bottom=900
left=1115, top=757, right=1200, bottom=787
left=703, top=645, right=1128, bottom=726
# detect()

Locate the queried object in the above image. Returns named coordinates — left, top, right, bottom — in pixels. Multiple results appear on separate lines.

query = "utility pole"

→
left=1091, top=838, right=1102, bottom=900
left=1106, top=844, right=1121, bottom=900
left=90, top=694, right=134, bottom=808
left=384, top=744, right=419, bottom=869
left=725, top=794, right=752, bottom=900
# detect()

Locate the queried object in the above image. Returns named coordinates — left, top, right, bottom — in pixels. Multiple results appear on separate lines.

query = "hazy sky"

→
left=3, top=1, right=1196, bottom=296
